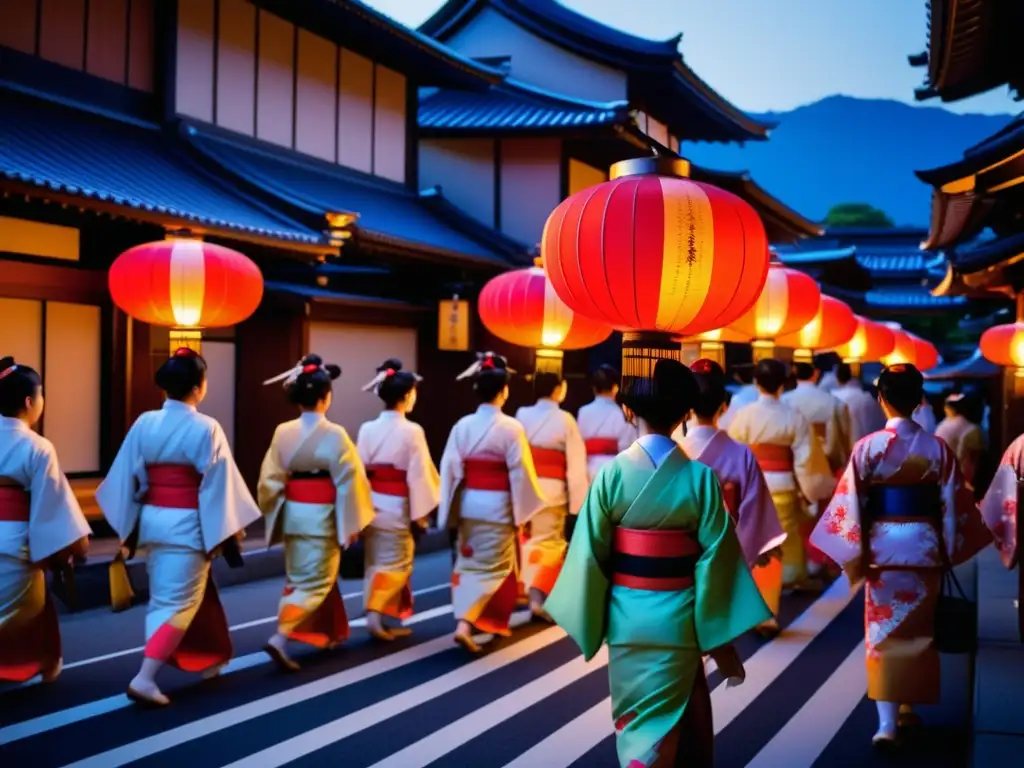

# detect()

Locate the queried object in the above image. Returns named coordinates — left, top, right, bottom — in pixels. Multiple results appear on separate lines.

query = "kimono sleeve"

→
left=330, top=426, right=375, bottom=544
left=506, top=422, right=547, bottom=526
left=738, top=450, right=785, bottom=561
left=94, top=417, right=145, bottom=545
left=437, top=427, right=462, bottom=530
left=196, top=420, right=262, bottom=553
left=257, top=426, right=287, bottom=517
left=544, top=461, right=615, bottom=660
left=27, top=438, right=91, bottom=563
left=810, top=454, right=864, bottom=580
left=407, top=424, right=441, bottom=522
left=939, top=442, right=992, bottom=565
left=563, top=414, right=589, bottom=515
left=830, top=401, right=852, bottom=468
left=792, top=412, right=836, bottom=502
left=692, top=465, right=772, bottom=653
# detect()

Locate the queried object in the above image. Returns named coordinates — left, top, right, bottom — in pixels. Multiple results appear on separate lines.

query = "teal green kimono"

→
left=545, top=442, right=771, bottom=767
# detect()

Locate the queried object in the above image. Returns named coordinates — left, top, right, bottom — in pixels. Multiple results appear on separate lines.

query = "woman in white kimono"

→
left=357, top=359, right=439, bottom=641
left=935, top=393, right=984, bottom=488
left=439, top=352, right=546, bottom=652
left=0, top=357, right=91, bottom=683
left=96, top=348, right=261, bottom=706
left=577, top=365, right=637, bottom=481
left=514, top=371, right=587, bottom=619
left=258, top=355, right=374, bottom=669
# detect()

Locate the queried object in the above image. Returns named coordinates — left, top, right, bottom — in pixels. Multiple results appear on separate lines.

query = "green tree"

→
left=824, top=203, right=895, bottom=228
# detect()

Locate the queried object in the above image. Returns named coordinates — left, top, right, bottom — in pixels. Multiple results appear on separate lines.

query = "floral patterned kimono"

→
left=97, top=400, right=261, bottom=673
left=980, top=433, right=1022, bottom=569
left=259, top=412, right=375, bottom=648
left=356, top=411, right=440, bottom=619
left=0, top=417, right=91, bottom=681
left=514, top=399, right=588, bottom=598
left=547, top=436, right=770, bottom=768
left=677, top=426, right=787, bottom=616
left=438, top=404, right=546, bottom=635
left=810, top=417, right=991, bottom=703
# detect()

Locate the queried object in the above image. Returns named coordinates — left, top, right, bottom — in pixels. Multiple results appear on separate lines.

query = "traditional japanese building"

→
left=0, top=0, right=536, bottom=500
left=415, top=0, right=820, bottom=251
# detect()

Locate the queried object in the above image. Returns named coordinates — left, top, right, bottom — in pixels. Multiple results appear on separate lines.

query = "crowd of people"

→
left=0, top=347, right=1009, bottom=767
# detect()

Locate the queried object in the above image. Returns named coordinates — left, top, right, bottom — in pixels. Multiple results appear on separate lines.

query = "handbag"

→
left=108, top=551, right=136, bottom=613
left=340, top=538, right=365, bottom=580
left=934, top=565, right=976, bottom=654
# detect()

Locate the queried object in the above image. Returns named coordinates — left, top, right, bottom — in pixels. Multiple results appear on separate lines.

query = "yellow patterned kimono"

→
left=259, top=413, right=374, bottom=647
left=97, top=400, right=261, bottom=672
left=514, top=399, right=588, bottom=598
left=811, top=417, right=991, bottom=703
left=728, top=395, right=834, bottom=591
left=438, top=404, right=546, bottom=634
left=357, top=411, right=440, bottom=619
left=547, top=436, right=770, bottom=768
left=0, top=417, right=91, bottom=682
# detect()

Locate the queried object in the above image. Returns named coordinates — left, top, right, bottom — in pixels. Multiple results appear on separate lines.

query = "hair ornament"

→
left=173, top=347, right=195, bottom=357
left=455, top=351, right=514, bottom=381
left=888, top=363, right=907, bottom=374
left=361, top=365, right=421, bottom=394
left=0, top=364, right=16, bottom=381
left=946, top=392, right=965, bottom=403
left=691, top=358, right=713, bottom=375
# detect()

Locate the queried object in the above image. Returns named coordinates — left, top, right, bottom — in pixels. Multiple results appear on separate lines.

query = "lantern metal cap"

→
left=610, top=156, right=692, bottom=180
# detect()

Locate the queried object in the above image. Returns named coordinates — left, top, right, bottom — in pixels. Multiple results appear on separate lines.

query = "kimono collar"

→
left=796, top=380, right=815, bottom=390
left=757, top=393, right=781, bottom=403
left=886, top=417, right=920, bottom=436
left=0, top=415, right=29, bottom=432
left=637, top=434, right=678, bottom=467
left=535, top=398, right=560, bottom=411
left=596, top=394, right=618, bottom=406
left=476, top=403, right=501, bottom=415
left=163, top=399, right=196, bottom=412
left=687, top=425, right=718, bottom=440
left=299, top=411, right=326, bottom=426
left=378, top=410, right=405, bottom=421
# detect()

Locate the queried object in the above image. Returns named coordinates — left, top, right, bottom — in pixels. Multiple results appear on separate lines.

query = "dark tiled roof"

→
left=265, top=281, right=426, bottom=311
left=0, top=92, right=322, bottom=245
left=951, top=228, right=1024, bottom=273
left=924, top=349, right=1000, bottom=380
left=828, top=284, right=966, bottom=309
left=420, top=0, right=770, bottom=142
left=419, top=79, right=628, bottom=132
left=184, top=126, right=523, bottom=268
left=916, top=112, right=1022, bottom=187
left=773, top=246, right=856, bottom=265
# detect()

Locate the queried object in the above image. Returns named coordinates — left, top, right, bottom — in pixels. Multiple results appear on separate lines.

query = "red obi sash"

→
left=144, top=464, right=202, bottom=509
left=285, top=475, right=336, bottom=505
left=365, top=464, right=410, bottom=497
left=530, top=446, right=567, bottom=480
left=584, top=438, right=618, bottom=456
left=721, top=481, right=739, bottom=526
left=464, top=458, right=511, bottom=492
left=0, top=485, right=30, bottom=522
left=751, top=444, right=794, bottom=473
left=811, top=422, right=827, bottom=441
left=611, top=528, right=701, bottom=591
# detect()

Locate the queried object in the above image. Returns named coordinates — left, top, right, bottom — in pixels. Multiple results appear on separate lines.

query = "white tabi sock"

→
left=874, top=701, right=898, bottom=740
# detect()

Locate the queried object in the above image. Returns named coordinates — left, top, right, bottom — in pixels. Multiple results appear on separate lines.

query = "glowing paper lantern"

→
left=834, top=316, right=896, bottom=363
left=109, top=237, right=263, bottom=351
left=680, top=328, right=748, bottom=366
left=980, top=323, right=1024, bottom=368
left=913, top=337, right=940, bottom=371
left=727, top=264, right=821, bottom=344
left=881, top=326, right=917, bottom=366
left=541, top=158, right=769, bottom=339
left=478, top=261, right=613, bottom=374
left=775, top=295, right=857, bottom=358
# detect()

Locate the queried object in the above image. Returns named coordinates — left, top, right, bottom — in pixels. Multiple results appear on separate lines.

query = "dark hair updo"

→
left=155, top=348, right=208, bottom=401
left=878, top=363, right=923, bottom=417
left=467, top=352, right=511, bottom=403
left=287, top=354, right=341, bottom=409
left=375, top=358, right=418, bottom=409
left=690, top=358, right=727, bottom=419
left=620, top=358, right=698, bottom=432
left=592, top=364, right=620, bottom=394
left=835, top=362, right=853, bottom=384
left=534, top=371, right=563, bottom=400
left=0, top=357, right=42, bottom=417
left=792, top=362, right=815, bottom=381
left=754, top=358, right=787, bottom=394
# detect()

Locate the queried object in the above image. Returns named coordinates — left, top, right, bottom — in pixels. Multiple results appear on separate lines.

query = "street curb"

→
left=61, top=529, right=452, bottom=613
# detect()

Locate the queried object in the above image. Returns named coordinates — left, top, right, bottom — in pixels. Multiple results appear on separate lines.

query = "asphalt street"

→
left=0, top=551, right=972, bottom=767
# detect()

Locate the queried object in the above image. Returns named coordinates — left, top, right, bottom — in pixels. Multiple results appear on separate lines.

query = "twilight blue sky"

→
left=365, top=0, right=1016, bottom=116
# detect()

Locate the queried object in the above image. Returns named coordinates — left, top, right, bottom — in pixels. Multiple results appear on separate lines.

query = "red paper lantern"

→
left=980, top=323, right=1024, bottom=368
left=913, top=336, right=940, bottom=371
left=541, top=162, right=769, bottom=337
left=109, top=239, right=263, bottom=329
left=478, top=264, right=612, bottom=350
left=775, top=295, right=857, bottom=351
left=835, top=316, right=896, bottom=362
left=728, top=264, right=821, bottom=340
left=881, top=326, right=916, bottom=367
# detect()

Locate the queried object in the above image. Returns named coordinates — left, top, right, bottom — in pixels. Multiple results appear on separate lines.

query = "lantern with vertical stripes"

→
left=727, top=263, right=821, bottom=341
left=775, top=295, right=857, bottom=360
left=109, top=237, right=264, bottom=352
left=834, top=316, right=896, bottom=363
left=478, top=261, right=613, bottom=374
left=541, top=157, right=770, bottom=380
left=881, top=325, right=938, bottom=370
left=980, top=323, right=1024, bottom=368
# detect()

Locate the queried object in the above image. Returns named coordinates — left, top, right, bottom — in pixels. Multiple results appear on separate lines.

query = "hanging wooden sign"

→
left=438, top=296, right=469, bottom=351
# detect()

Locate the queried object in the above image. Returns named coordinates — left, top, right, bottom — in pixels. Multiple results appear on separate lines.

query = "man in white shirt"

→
left=832, top=363, right=886, bottom=442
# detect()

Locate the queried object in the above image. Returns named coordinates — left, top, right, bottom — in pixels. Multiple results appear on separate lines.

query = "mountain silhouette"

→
left=684, top=95, right=1014, bottom=227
